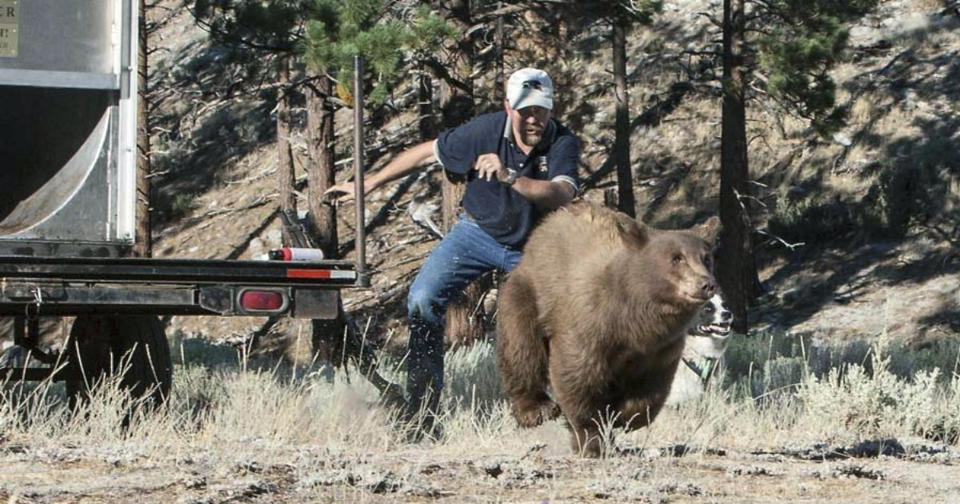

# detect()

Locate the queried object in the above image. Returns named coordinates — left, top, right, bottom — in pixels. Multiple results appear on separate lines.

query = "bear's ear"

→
left=693, top=216, right=721, bottom=244
left=616, top=215, right=648, bottom=247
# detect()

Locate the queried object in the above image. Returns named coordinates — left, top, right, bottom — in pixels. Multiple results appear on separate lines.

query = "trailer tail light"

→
left=239, top=290, right=287, bottom=313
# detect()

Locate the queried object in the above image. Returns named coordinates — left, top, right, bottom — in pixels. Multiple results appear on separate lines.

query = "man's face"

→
left=506, top=103, right=551, bottom=147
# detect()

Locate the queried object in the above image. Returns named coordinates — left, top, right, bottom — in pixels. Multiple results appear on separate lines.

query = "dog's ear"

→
left=693, top=216, right=721, bottom=245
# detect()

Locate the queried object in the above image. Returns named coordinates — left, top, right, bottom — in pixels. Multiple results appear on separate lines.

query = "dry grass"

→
left=5, top=331, right=960, bottom=456
left=3, top=331, right=960, bottom=501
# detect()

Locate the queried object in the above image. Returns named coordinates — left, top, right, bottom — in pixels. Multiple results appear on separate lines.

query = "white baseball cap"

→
left=506, top=68, right=554, bottom=110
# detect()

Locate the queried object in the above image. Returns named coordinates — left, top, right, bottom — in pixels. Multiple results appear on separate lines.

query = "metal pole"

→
left=353, top=56, right=369, bottom=287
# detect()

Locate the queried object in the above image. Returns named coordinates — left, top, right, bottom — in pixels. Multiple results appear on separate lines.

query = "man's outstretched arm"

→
left=324, top=140, right=436, bottom=203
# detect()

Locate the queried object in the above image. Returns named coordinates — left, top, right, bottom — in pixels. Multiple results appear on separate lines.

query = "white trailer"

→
left=0, top=1, right=380, bottom=408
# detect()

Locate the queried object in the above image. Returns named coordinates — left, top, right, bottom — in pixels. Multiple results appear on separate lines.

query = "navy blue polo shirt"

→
left=433, top=111, right=580, bottom=248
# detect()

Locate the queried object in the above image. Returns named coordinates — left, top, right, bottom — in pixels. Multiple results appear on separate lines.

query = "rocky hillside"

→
left=146, top=0, right=960, bottom=360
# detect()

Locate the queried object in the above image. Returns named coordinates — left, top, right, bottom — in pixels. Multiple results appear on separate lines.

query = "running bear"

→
left=496, top=201, right=720, bottom=457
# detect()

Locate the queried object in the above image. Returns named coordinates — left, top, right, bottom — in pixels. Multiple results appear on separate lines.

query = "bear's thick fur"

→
left=496, top=202, right=720, bottom=456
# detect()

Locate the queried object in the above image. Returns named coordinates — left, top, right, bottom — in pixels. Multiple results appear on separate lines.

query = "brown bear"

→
left=496, top=201, right=720, bottom=457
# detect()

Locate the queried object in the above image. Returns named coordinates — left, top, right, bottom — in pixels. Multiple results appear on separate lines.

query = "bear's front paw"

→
left=512, top=398, right=561, bottom=427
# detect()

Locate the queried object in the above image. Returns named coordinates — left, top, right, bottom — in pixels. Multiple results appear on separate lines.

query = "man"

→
left=325, top=68, right=580, bottom=426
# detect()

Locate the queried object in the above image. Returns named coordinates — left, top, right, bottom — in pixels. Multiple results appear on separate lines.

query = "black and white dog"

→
left=665, top=293, right=734, bottom=405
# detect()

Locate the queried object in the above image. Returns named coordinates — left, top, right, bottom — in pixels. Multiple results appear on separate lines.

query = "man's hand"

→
left=473, top=153, right=509, bottom=182
left=323, top=181, right=358, bottom=204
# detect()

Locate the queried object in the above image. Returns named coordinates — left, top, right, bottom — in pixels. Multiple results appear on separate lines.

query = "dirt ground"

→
left=1, top=431, right=958, bottom=503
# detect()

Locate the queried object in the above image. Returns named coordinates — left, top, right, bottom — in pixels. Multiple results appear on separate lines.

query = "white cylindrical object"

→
left=268, top=247, right=325, bottom=261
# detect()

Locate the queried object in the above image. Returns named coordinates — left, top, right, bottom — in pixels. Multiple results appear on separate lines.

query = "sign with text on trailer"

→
left=0, top=1, right=376, bottom=406
left=0, top=0, right=17, bottom=58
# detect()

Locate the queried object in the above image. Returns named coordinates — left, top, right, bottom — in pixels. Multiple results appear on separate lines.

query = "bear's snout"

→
left=699, top=277, right=717, bottom=299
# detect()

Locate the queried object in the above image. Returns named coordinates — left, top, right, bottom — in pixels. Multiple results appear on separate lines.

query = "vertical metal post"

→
left=353, top=56, right=369, bottom=286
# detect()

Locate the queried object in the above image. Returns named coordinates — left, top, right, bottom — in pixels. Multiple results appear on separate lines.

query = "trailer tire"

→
left=65, top=315, right=172, bottom=411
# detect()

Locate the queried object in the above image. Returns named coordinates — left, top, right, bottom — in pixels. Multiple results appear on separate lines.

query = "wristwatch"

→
left=502, top=168, right=519, bottom=186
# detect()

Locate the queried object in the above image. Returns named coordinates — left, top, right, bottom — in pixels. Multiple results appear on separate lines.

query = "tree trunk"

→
left=133, top=0, right=152, bottom=258
left=612, top=16, right=635, bottom=218
left=418, top=64, right=437, bottom=140
left=438, top=0, right=486, bottom=348
left=305, top=76, right=344, bottom=366
left=306, top=78, right=338, bottom=259
left=276, top=57, right=297, bottom=247
left=440, top=96, right=486, bottom=349
left=495, top=1, right=505, bottom=103
left=719, top=0, right=758, bottom=334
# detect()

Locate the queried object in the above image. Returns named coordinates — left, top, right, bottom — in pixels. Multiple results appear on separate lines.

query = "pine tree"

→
left=719, top=0, right=753, bottom=334
left=304, top=1, right=455, bottom=105
left=434, top=0, right=483, bottom=349
left=191, top=0, right=452, bottom=364
left=302, top=1, right=453, bottom=261
left=573, top=1, right=663, bottom=218
left=190, top=0, right=320, bottom=248
left=303, top=1, right=453, bottom=361
left=755, top=0, right=878, bottom=136
left=718, top=0, right=879, bottom=333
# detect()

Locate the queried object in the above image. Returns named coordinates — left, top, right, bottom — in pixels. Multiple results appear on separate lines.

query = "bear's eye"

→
left=672, top=253, right=684, bottom=265
left=703, top=254, right=713, bottom=268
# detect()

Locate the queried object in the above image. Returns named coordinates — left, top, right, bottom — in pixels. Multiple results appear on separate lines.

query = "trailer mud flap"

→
left=292, top=288, right=339, bottom=319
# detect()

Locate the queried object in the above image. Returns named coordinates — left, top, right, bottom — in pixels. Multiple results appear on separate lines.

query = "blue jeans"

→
left=406, top=216, right=523, bottom=409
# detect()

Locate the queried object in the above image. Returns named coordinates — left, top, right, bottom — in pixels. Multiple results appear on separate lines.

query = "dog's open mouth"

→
left=697, top=322, right=732, bottom=336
